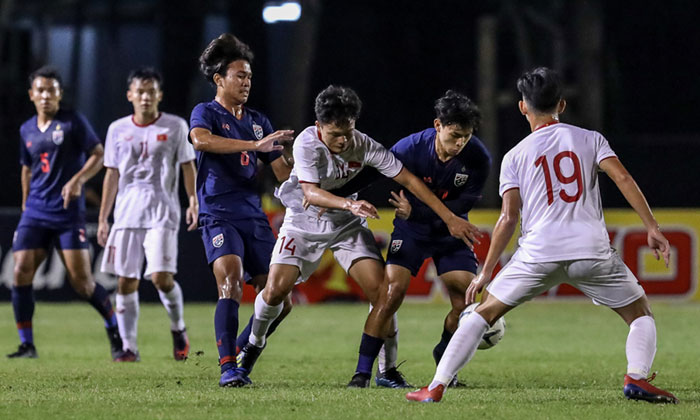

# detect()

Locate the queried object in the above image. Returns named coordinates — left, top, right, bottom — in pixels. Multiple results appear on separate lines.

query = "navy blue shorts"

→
left=12, top=215, right=88, bottom=251
left=386, top=228, right=478, bottom=276
left=198, top=215, right=276, bottom=279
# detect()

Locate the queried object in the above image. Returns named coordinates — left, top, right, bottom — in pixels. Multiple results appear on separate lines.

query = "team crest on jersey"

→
left=212, top=233, right=224, bottom=248
left=454, top=173, right=469, bottom=187
left=52, top=129, right=64, bottom=145
left=252, top=123, right=264, bottom=140
left=390, top=239, right=403, bottom=253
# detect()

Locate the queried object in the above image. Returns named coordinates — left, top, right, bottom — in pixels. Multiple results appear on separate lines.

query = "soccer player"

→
left=7, top=66, right=123, bottom=359
left=189, top=33, right=295, bottom=387
left=98, top=67, right=197, bottom=362
left=338, top=90, right=491, bottom=388
left=406, top=67, right=678, bottom=404
left=239, top=85, right=481, bottom=388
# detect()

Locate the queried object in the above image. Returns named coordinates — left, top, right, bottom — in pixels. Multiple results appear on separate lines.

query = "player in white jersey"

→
left=98, top=68, right=198, bottom=362
left=407, top=67, right=678, bottom=404
left=233, top=85, right=480, bottom=386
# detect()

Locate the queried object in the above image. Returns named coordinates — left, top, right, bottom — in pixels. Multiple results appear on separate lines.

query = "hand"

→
left=648, top=226, right=671, bottom=267
left=446, top=215, right=481, bottom=249
left=302, top=197, right=327, bottom=218
left=97, top=221, right=110, bottom=247
left=255, top=130, right=295, bottom=153
left=388, top=190, right=411, bottom=220
left=61, top=177, right=84, bottom=209
left=186, top=204, right=199, bottom=231
left=466, top=270, right=493, bottom=305
left=344, top=199, right=379, bottom=219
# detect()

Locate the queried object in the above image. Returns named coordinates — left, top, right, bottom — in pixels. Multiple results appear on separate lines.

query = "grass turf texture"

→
left=1, top=301, right=698, bottom=419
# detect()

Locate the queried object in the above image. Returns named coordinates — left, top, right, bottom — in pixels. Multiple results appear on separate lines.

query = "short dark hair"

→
left=127, top=67, right=162, bottom=88
left=28, top=65, right=63, bottom=89
left=314, top=85, right=362, bottom=125
left=516, top=67, right=563, bottom=113
left=199, top=33, right=254, bottom=84
left=434, top=90, right=481, bottom=130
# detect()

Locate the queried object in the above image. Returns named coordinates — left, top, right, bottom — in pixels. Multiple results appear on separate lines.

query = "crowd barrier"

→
left=0, top=208, right=697, bottom=303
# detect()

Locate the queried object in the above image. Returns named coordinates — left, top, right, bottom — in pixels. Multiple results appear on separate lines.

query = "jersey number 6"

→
left=535, top=151, right=583, bottom=205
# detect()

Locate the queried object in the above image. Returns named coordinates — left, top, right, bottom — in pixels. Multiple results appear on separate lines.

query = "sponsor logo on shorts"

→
left=390, top=239, right=403, bottom=253
left=222, top=123, right=230, bottom=131
left=212, top=233, right=224, bottom=248
left=252, top=123, right=264, bottom=140
left=454, top=173, right=469, bottom=187
left=78, top=228, right=86, bottom=243
left=52, top=129, right=64, bottom=145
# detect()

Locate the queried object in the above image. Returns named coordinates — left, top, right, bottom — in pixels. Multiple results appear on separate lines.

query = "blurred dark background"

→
left=1, top=0, right=699, bottom=210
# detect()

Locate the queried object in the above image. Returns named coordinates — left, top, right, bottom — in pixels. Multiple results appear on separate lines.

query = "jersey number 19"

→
left=535, top=151, right=582, bottom=205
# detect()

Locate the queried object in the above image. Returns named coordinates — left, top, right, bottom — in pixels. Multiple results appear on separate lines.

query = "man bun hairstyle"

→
left=127, top=67, right=163, bottom=88
left=199, top=33, right=254, bottom=85
left=28, top=65, right=63, bottom=89
left=434, top=90, right=481, bottom=130
left=314, top=85, right=362, bottom=125
left=516, top=67, right=563, bottom=113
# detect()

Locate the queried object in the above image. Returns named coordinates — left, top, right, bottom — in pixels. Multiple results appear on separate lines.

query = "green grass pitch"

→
left=1, top=301, right=699, bottom=419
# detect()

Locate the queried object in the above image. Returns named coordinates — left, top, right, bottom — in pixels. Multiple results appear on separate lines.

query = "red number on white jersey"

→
left=278, top=236, right=296, bottom=256
left=535, top=151, right=583, bottom=205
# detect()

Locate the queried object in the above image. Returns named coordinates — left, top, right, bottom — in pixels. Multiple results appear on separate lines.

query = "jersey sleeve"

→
left=189, top=103, right=213, bottom=133
left=363, top=133, right=403, bottom=178
left=498, top=152, right=519, bottom=197
left=74, top=112, right=101, bottom=153
left=389, top=136, right=415, bottom=173
left=595, top=132, right=617, bottom=165
left=258, top=116, right=282, bottom=164
left=103, top=123, right=118, bottom=168
left=19, top=128, right=31, bottom=167
left=175, top=119, right=196, bottom=164
left=293, top=135, right=321, bottom=183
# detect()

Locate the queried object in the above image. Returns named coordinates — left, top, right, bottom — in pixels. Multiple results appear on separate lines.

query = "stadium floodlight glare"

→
left=262, top=1, right=302, bottom=24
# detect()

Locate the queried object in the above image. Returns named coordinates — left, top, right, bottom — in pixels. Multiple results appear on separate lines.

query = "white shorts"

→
left=486, top=251, right=645, bottom=309
left=101, top=228, right=178, bottom=279
left=270, top=214, right=383, bottom=283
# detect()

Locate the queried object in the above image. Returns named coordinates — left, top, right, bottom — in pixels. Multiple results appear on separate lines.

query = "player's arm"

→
left=599, top=157, right=670, bottom=266
left=20, top=165, right=31, bottom=212
left=269, top=155, right=294, bottom=183
left=392, top=167, right=480, bottom=246
left=62, top=144, right=104, bottom=209
left=97, top=167, right=119, bottom=247
left=466, top=188, right=521, bottom=304
left=300, top=182, right=378, bottom=219
left=189, top=127, right=293, bottom=154
left=181, top=160, right=199, bottom=231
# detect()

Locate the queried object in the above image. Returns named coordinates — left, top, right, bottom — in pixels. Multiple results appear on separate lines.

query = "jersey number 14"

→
left=535, top=151, right=582, bottom=205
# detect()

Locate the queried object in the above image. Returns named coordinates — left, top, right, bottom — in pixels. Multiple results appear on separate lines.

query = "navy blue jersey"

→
left=390, top=128, right=491, bottom=238
left=19, top=109, right=101, bottom=224
left=189, top=101, right=281, bottom=221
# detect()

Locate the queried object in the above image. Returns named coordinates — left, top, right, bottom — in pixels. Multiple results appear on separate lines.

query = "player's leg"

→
left=569, top=256, right=677, bottom=403
left=144, top=228, right=188, bottom=361
left=8, top=247, right=46, bottom=358
left=60, top=247, right=122, bottom=359
left=101, top=228, right=144, bottom=361
left=114, top=276, right=141, bottom=361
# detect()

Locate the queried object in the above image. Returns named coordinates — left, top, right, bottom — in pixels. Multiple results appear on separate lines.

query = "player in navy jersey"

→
left=189, top=34, right=294, bottom=387
left=7, top=66, right=123, bottom=360
left=334, top=91, right=490, bottom=387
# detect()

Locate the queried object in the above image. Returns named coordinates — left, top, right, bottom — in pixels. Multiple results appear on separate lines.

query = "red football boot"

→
left=406, top=384, right=445, bottom=403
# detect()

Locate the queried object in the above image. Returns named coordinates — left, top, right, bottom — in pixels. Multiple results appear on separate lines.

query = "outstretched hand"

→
left=446, top=216, right=481, bottom=250
left=648, top=226, right=671, bottom=267
left=466, top=270, right=492, bottom=305
left=345, top=199, right=379, bottom=219
left=255, top=130, right=295, bottom=153
left=388, top=190, right=411, bottom=220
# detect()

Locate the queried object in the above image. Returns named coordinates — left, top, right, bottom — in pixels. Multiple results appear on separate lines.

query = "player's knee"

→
left=117, top=277, right=139, bottom=294
left=13, top=261, right=36, bottom=285
left=71, top=278, right=95, bottom=298
left=262, top=285, right=287, bottom=306
left=151, top=273, right=174, bottom=292
left=217, top=277, right=243, bottom=300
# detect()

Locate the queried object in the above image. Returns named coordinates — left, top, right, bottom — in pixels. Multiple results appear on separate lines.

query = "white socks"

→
left=376, top=310, right=398, bottom=373
left=626, top=315, right=656, bottom=379
left=116, top=291, right=139, bottom=352
left=249, top=291, right=283, bottom=348
left=158, top=281, right=186, bottom=332
left=430, top=311, right=489, bottom=390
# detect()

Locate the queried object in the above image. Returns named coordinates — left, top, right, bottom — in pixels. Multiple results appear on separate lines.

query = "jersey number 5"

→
left=535, top=151, right=583, bottom=205
left=40, top=152, right=50, bottom=173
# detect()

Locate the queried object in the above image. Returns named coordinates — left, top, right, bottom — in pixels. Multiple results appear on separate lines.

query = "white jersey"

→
left=499, top=122, right=617, bottom=262
left=276, top=126, right=403, bottom=223
left=104, top=112, right=195, bottom=230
